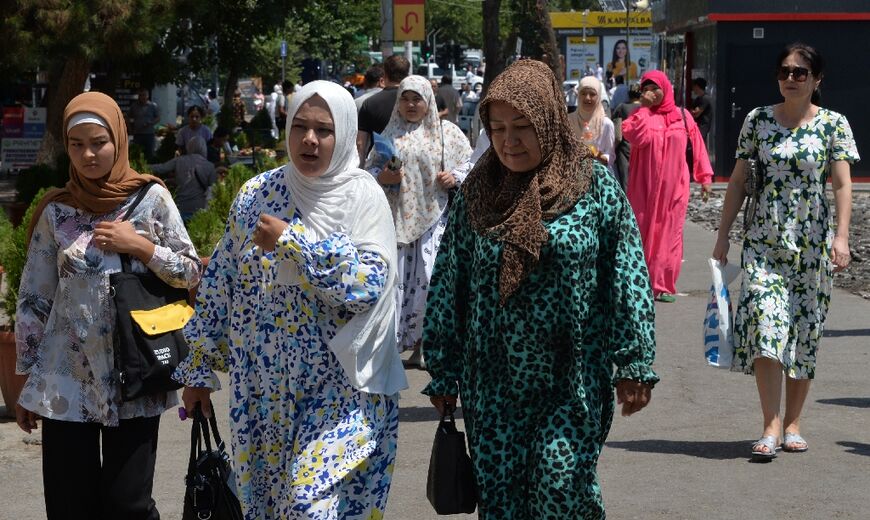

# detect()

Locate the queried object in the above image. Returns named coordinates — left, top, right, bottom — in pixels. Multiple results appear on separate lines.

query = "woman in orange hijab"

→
left=15, top=91, right=202, bottom=519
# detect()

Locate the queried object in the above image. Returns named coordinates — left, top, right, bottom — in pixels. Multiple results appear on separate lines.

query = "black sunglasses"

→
left=777, top=66, right=810, bottom=82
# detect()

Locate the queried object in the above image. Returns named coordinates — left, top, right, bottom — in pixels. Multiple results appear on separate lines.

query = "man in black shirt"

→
left=690, top=77, right=712, bottom=142
left=357, top=55, right=410, bottom=164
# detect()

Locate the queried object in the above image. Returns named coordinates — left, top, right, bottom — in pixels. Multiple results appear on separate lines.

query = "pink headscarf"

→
left=640, top=70, right=682, bottom=125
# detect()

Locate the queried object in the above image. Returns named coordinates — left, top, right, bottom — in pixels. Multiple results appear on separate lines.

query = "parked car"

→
left=417, top=61, right=483, bottom=91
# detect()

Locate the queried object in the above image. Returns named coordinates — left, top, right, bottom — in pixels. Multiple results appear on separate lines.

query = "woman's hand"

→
left=712, top=235, right=731, bottom=265
left=701, top=183, right=713, bottom=202
left=594, top=151, right=608, bottom=166
left=181, top=387, right=213, bottom=418
left=379, top=166, right=403, bottom=186
left=93, top=221, right=155, bottom=263
left=15, top=404, right=39, bottom=433
left=832, top=235, right=851, bottom=272
left=252, top=214, right=289, bottom=252
left=640, top=90, right=657, bottom=107
left=429, top=395, right=458, bottom=417
left=615, top=380, right=652, bottom=416
left=436, top=171, right=456, bottom=190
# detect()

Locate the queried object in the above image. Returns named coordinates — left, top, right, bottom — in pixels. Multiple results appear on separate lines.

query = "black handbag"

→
left=426, top=406, right=478, bottom=515
left=183, top=405, right=244, bottom=520
left=110, top=182, right=191, bottom=401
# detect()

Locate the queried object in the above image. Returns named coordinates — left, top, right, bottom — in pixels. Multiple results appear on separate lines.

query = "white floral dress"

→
left=16, top=185, right=201, bottom=426
left=732, top=106, right=859, bottom=379
left=174, top=167, right=399, bottom=519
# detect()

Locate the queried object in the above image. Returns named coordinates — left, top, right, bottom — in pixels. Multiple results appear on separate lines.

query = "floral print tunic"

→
left=174, top=167, right=398, bottom=520
left=732, top=106, right=859, bottom=379
left=16, top=185, right=202, bottom=426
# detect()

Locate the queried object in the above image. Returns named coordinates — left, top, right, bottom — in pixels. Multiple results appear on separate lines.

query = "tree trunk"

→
left=218, top=68, right=240, bottom=130
left=536, top=0, right=563, bottom=82
left=482, top=0, right=504, bottom=93
left=38, top=53, right=91, bottom=166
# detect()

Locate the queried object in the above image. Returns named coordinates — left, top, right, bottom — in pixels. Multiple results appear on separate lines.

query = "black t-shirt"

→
left=692, top=93, right=712, bottom=129
left=358, top=87, right=399, bottom=135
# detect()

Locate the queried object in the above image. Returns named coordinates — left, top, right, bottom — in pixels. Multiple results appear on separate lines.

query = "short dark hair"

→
left=628, top=83, right=642, bottom=100
left=282, top=80, right=293, bottom=92
left=384, top=55, right=410, bottom=83
left=364, top=64, right=385, bottom=88
left=776, top=42, right=824, bottom=103
left=213, top=126, right=230, bottom=139
left=615, top=75, right=625, bottom=85
left=187, top=105, right=205, bottom=117
left=692, top=78, right=707, bottom=90
left=441, top=75, right=453, bottom=85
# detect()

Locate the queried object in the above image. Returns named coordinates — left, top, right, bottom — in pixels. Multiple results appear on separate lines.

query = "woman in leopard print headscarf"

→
left=422, top=60, right=659, bottom=519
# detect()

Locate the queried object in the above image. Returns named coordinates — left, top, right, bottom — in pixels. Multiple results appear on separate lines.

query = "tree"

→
left=4, top=0, right=179, bottom=165
left=293, top=0, right=380, bottom=74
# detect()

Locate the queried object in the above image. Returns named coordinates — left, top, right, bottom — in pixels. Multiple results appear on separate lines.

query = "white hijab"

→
left=283, top=80, right=407, bottom=395
left=578, top=75, right=606, bottom=139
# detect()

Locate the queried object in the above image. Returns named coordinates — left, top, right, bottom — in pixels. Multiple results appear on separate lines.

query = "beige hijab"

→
left=27, top=91, right=164, bottom=241
left=462, top=59, right=593, bottom=306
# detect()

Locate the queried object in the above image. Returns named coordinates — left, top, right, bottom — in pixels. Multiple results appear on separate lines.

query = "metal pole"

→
left=405, top=40, right=413, bottom=65
left=381, top=0, right=393, bottom=57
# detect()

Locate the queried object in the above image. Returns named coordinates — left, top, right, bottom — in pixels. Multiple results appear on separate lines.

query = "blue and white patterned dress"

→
left=174, top=167, right=399, bottom=519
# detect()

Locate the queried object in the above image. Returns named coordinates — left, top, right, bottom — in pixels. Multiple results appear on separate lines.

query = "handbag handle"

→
left=118, top=182, right=159, bottom=273
left=437, top=404, right=459, bottom=435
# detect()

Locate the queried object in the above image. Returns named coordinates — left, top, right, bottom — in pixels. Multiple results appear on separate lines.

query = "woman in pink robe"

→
left=623, top=70, right=713, bottom=301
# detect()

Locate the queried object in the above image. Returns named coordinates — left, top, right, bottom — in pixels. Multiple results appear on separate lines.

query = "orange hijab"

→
left=27, top=91, right=165, bottom=241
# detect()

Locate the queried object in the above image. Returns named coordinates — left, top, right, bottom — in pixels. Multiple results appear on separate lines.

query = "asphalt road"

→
left=1, top=220, right=868, bottom=519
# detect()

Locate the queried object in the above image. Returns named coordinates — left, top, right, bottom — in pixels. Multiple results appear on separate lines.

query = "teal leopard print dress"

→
left=423, top=165, right=658, bottom=519
left=732, top=106, right=859, bottom=379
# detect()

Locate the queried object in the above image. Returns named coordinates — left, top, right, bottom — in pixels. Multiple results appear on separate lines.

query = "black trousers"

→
left=42, top=415, right=161, bottom=520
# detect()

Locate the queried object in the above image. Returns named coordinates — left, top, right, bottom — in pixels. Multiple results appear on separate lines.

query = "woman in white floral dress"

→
left=366, top=75, right=472, bottom=364
left=713, top=43, right=859, bottom=461
left=176, top=81, right=407, bottom=519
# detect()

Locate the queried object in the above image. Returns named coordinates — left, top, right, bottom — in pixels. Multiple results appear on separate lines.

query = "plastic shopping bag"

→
left=703, top=258, right=740, bottom=368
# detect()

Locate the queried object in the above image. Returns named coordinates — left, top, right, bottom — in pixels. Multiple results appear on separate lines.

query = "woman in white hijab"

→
left=175, top=80, right=407, bottom=519
left=568, top=76, right=616, bottom=174
left=367, top=75, right=472, bottom=366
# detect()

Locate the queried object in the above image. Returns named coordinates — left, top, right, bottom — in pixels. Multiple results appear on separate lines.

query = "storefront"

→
left=652, top=0, right=870, bottom=179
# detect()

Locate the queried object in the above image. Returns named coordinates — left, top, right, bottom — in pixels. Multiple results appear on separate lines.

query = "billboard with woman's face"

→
left=603, top=35, right=653, bottom=83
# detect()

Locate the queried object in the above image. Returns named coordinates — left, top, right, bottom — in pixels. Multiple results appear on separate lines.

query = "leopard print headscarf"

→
left=462, top=59, right=593, bottom=306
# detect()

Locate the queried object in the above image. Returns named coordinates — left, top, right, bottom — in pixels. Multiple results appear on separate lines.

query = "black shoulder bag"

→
left=680, top=107, right=694, bottom=177
left=110, top=182, right=192, bottom=401
left=183, top=405, right=244, bottom=520
left=426, top=405, right=478, bottom=515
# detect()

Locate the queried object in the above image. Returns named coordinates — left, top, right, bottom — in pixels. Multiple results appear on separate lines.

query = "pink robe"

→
left=623, top=107, right=712, bottom=295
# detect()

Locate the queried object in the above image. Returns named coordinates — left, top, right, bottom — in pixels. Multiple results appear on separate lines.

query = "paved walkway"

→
left=1, top=219, right=869, bottom=519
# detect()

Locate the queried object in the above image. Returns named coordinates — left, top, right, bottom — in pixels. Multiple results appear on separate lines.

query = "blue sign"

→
left=280, top=40, right=287, bottom=58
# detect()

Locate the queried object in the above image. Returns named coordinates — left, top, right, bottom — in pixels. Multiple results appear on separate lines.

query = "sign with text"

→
left=394, top=0, right=424, bottom=41
left=551, top=10, right=653, bottom=29
left=2, top=107, right=25, bottom=138
left=1, top=138, right=41, bottom=171
left=22, top=107, right=46, bottom=139
left=566, top=37, right=600, bottom=80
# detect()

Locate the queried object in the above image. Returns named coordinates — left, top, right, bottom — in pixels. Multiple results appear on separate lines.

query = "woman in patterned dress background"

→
left=366, top=75, right=472, bottom=367
left=712, top=42, right=859, bottom=460
left=175, top=81, right=407, bottom=518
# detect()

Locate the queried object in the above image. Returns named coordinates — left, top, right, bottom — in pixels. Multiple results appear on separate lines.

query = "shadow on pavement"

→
left=816, top=397, right=870, bottom=408
left=605, top=439, right=753, bottom=460
left=837, top=441, right=870, bottom=457
left=398, top=405, right=463, bottom=423
left=823, top=328, right=870, bottom=337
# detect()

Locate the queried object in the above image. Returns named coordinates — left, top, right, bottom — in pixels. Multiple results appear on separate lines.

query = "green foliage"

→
left=186, top=163, right=257, bottom=257
left=293, top=1, right=380, bottom=71
left=154, top=131, right=178, bottom=163
left=14, top=160, right=69, bottom=206
left=247, top=109, right=276, bottom=149
left=128, top=143, right=152, bottom=174
left=233, top=130, right=249, bottom=150
left=0, top=188, right=51, bottom=329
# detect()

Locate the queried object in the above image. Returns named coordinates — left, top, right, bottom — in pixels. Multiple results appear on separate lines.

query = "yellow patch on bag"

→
left=129, top=300, right=194, bottom=336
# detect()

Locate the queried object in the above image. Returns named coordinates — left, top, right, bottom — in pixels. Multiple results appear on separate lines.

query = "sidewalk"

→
left=1, top=221, right=869, bottom=519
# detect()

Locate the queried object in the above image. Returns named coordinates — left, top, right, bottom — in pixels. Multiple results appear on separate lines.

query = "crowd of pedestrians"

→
left=9, top=40, right=858, bottom=520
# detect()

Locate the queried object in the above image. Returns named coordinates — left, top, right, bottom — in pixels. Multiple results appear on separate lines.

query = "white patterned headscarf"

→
left=378, top=75, right=470, bottom=245
left=283, top=80, right=407, bottom=395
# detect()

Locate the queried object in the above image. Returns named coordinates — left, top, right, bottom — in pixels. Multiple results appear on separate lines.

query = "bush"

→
left=128, top=142, right=152, bottom=174
left=246, top=108, right=276, bottom=149
left=0, top=188, right=51, bottom=329
left=15, top=159, right=68, bottom=206
left=186, top=162, right=257, bottom=258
